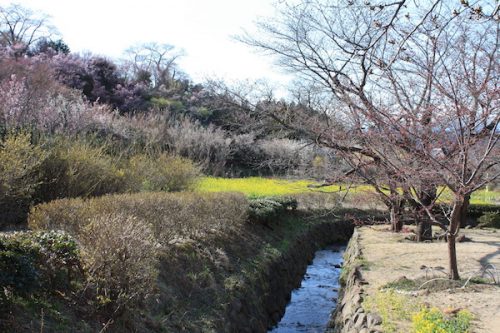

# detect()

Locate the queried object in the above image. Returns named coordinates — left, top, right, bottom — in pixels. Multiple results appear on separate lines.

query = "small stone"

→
left=367, top=313, right=382, bottom=327
left=354, top=312, right=367, bottom=328
left=351, top=293, right=362, bottom=305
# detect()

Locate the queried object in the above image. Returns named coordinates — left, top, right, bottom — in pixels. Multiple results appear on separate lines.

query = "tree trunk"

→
left=447, top=232, right=459, bottom=280
left=388, top=184, right=404, bottom=232
left=415, top=218, right=432, bottom=241
left=459, top=194, right=470, bottom=228
left=448, top=198, right=464, bottom=280
left=414, top=186, right=436, bottom=241
left=390, top=204, right=403, bottom=232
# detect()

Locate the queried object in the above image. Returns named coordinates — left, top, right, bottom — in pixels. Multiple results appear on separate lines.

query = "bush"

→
left=36, top=138, right=127, bottom=202
left=248, top=196, right=297, bottom=224
left=79, top=214, right=158, bottom=313
left=127, top=153, right=199, bottom=192
left=477, top=211, right=500, bottom=228
left=467, top=204, right=500, bottom=219
left=0, top=132, right=45, bottom=225
left=0, top=231, right=80, bottom=300
left=29, top=192, right=249, bottom=242
left=166, top=118, right=232, bottom=176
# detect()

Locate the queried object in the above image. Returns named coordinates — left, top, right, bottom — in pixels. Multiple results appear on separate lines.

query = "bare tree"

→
left=243, top=0, right=499, bottom=279
left=0, top=3, right=57, bottom=59
left=123, top=42, right=185, bottom=95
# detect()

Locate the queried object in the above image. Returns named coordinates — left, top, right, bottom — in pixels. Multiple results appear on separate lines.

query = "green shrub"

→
left=36, top=138, right=127, bottom=202
left=477, top=211, right=500, bottom=228
left=467, top=204, right=500, bottom=219
left=0, top=231, right=80, bottom=299
left=272, top=196, right=298, bottom=210
left=29, top=192, right=249, bottom=242
left=127, top=153, right=200, bottom=192
left=79, top=214, right=159, bottom=313
left=248, top=196, right=297, bottom=224
left=0, top=132, right=45, bottom=225
left=0, top=235, right=39, bottom=295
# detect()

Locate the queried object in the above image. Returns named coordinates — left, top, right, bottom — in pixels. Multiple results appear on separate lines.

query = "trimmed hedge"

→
left=467, top=204, right=500, bottom=219
left=248, top=196, right=297, bottom=224
left=29, top=191, right=249, bottom=242
left=478, top=212, right=500, bottom=228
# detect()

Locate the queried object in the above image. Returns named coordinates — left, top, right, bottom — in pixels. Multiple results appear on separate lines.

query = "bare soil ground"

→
left=358, top=226, right=500, bottom=333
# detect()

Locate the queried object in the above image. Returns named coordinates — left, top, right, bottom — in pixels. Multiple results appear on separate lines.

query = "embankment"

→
left=328, top=229, right=383, bottom=333
left=3, top=193, right=355, bottom=333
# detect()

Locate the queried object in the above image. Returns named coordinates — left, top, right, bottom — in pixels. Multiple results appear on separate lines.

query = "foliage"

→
left=79, top=214, right=158, bottom=313
left=364, top=286, right=475, bottom=333
left=127, top=153, right=200, bottom=192
left=29, top=191, right=249, bottom=242
left=0, top=231, right=80, bottom=300
left=363, top=290, right=418, bottom=333
left=36, top=138, right=127, bottom=201
left=51, top=54, right=150, bottom=113
left=477, top=211, right=500, bottom=229
left=166, top=118, right=232, bottom=176
left=197, top=177, right=341, bottom=197
left=0, top=132, right=45, bottom=225
left=412, top=307, right=473, bottom=333
left=467, top=204, right=500, bottom=219
left=248, top=196, right=297, bottom=224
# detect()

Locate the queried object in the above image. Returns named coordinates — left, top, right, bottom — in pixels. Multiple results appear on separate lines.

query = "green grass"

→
left=196, top=177, right=500, bottom=205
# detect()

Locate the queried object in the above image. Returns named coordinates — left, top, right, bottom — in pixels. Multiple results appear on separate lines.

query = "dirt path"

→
left=358, top=226, right=500, bottom=333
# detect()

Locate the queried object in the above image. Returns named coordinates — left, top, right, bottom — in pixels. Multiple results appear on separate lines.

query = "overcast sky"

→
left=0, top=0, right=292, bottom=90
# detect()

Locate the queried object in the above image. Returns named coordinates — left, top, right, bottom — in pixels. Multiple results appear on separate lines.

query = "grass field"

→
left=196, top=177, right=500, bottom=205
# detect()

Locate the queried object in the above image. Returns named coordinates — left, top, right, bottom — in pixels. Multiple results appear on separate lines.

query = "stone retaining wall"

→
left=327, top=228, right=383, bottom=333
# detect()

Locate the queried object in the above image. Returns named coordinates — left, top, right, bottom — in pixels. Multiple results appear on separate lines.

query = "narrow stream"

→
left=269, top=245, right=345, bottom=333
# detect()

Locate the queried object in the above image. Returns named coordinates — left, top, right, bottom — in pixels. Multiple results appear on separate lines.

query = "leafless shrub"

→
left=166, top=117, right=232, bottom=175
left=29, top=192, right=249, bottom=243
left=79, top=214, right=159, bottom=314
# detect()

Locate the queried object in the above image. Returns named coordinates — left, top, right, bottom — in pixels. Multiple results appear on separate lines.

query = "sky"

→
left=0, top=0, right=292, bottom=92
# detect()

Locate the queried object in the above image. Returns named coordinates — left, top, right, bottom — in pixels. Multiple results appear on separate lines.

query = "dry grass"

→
left=358, top=226, right=500, bottom=333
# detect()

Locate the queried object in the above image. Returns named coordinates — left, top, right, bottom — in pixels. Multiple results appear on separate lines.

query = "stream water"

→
left=268, top=245, right=345, bottom=333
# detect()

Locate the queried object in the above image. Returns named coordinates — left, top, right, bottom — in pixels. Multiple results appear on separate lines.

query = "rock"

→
left=343, top=321, right=354, bottom=332
left=416, top=289, right=430, bottom=296
left=443, top=307, right=462, bottom=315
left=457, top=234, right=471, bottom=242
left=354, top=312, right=366, bottom=328
left=351, top=293, right=362, bottom=305
left=367, top=313, right=382, bottom=327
